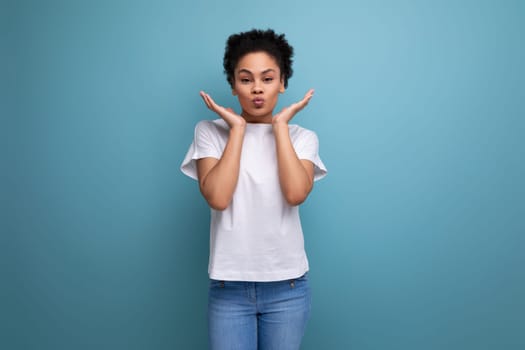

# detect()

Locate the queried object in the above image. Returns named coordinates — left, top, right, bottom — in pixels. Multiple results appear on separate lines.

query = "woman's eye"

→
left=240, top=78, right=251, bottom=83
left=264, top=77, right=274, bottom=83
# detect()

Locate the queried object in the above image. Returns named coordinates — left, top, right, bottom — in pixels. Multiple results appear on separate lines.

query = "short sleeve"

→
left=292, top=128, right=328, bottom=181
left=180, top=120, right=224, bottom=180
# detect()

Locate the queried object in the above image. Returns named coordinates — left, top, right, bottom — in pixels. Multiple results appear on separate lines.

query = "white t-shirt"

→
left=181, top=119, right=327, bottom=281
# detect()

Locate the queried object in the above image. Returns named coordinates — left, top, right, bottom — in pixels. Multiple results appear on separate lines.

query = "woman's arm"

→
left=273, top=125, right=315, bottom=205
left=272, top=89, right=315, bottom=206
left=197, top=92, right=246, bottom=210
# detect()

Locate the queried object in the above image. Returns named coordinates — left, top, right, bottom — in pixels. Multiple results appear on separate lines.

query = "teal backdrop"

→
left=3, top=0, right=524, bottom=349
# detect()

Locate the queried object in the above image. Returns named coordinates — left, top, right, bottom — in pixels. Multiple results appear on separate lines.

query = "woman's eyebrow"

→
left=237, top=68, right=253, bottom=75
left=237, top=68, right=277, bottom=75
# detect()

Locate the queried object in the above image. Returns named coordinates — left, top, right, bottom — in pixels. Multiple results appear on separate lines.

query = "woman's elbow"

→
left=205, top=195, right=231, bottom=211
left=208, top=201, right=229, bottom=211
left=283, top=190, right=309, bottom=206
left=200, top=185, right=231, bottom=211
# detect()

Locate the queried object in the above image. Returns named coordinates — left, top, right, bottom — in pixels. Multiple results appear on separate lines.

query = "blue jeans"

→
left=208, top=273, right=311, bottom=350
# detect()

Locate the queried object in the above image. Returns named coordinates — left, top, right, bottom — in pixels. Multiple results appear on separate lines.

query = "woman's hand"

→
left=273, top=89, right=314, bottom=126
left=200, top=91, right=246, bottom=129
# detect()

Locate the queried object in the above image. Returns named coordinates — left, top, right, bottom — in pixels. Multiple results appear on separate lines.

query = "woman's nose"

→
left=252, top=82, right=263, bottom=94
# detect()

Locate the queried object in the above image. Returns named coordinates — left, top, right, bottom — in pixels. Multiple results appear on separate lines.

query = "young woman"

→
left=181, top=28, right=327, bottom=350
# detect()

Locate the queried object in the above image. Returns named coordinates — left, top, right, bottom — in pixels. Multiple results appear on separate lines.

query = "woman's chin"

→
left=242, top=110, right=273, bottom=122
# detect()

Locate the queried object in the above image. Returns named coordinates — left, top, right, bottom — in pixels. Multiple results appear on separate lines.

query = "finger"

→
left=294, top=89, right=314, bottom=110
left=200, top=91, right=213, bottom=109
left=302, top=89, right=314, bottom=104
left=306, top=88, right=315, bottom=98
left=202, top=92, right=222, bottom=112
left=206, top=95, right=223, bottom=112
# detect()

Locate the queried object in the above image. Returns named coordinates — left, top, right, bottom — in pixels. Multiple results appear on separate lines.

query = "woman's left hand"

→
left=272, top=89, right=314, bottom=125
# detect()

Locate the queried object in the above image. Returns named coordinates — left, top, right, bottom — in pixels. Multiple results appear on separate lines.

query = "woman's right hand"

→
left=200, top=91, right=246, bottom=129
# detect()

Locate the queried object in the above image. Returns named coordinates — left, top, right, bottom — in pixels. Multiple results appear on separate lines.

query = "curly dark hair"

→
left=223, top=29, right=294, bottom=89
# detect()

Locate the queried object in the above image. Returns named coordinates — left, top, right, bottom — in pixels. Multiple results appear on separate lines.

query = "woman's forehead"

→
left=235, top=52, right=280, bottom=73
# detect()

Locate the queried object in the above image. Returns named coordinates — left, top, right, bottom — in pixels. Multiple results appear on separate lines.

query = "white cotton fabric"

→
left=181, top=119, right=327, bottom=282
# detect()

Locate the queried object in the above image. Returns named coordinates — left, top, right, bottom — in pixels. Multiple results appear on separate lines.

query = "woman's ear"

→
left=279, top=77, right=285, bottom=93
left=232, top=89, right=237, bottom=96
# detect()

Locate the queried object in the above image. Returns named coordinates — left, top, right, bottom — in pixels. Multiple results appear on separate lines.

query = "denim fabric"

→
left=208, top=273, right=311, bottom=350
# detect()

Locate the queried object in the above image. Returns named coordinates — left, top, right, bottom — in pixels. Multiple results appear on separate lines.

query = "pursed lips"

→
left=253, top=98, right=264, bottom=107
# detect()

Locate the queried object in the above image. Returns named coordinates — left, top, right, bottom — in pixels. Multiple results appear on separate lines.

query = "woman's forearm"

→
left=273, top=123, right=314, bottom=206
left=198, top=126, right=245, bottom=210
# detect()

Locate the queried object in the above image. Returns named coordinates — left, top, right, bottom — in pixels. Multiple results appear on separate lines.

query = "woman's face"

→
left=232, top=51, right=285, bottom=123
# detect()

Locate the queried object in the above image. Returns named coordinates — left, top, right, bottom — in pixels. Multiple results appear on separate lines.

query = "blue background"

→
left=3, top=0, right=524, bottom=349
